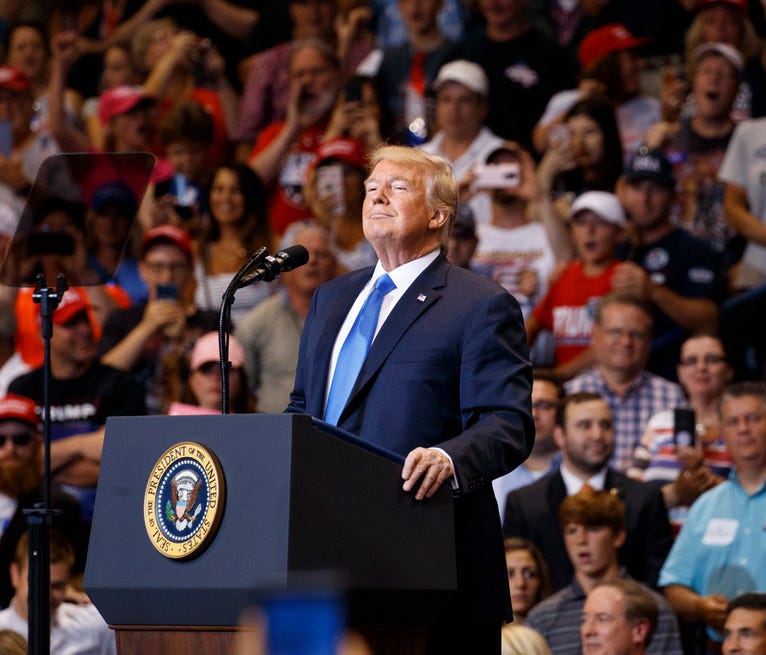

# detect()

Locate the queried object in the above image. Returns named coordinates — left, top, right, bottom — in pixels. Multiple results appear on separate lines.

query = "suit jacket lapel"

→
left=309, top=268, right=373, bottom=417
left=548, top=471, right=568, bottom=511
left=604, top=469, right=624, bottom=499
left=340, top=255, right=448, bottom=421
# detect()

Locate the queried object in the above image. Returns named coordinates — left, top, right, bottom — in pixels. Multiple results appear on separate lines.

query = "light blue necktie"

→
left=324, top=273, right=396, bottom=425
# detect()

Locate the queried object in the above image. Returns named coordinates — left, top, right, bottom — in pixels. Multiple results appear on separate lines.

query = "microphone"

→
left=235, top=245, right=309, bottom=288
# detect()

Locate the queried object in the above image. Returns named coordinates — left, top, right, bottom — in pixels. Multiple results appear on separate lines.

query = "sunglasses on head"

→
left=0, top=432, right=34, bottom=448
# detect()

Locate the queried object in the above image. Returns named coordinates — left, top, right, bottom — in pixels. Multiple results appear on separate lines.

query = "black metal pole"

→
left=26, top=273, right=67, bottom=655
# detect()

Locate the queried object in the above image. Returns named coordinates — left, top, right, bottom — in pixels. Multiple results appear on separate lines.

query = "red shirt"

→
left=533, top=260, right=619, bottom=365
left=249, top=121, right=326, bottom=236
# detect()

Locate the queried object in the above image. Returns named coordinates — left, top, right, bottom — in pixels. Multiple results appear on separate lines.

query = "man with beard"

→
left=248, top=38, right=342, bottom=236
left=0, top=393, right=82, bottom=607
left=503, top=392, right=673, bottom=591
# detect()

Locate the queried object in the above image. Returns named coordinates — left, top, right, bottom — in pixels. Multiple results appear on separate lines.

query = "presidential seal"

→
left=143, top=442, right=225, bottom=560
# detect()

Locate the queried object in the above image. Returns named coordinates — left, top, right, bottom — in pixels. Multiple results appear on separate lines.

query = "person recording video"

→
left=98, top=225, right=218, bottom=414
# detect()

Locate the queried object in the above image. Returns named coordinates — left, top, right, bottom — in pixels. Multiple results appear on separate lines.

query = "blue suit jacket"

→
left=287, top=253, right=535, bottom=622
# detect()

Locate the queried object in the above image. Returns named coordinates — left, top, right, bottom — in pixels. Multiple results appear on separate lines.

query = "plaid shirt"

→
left=565, top=369, right=687, bottom=472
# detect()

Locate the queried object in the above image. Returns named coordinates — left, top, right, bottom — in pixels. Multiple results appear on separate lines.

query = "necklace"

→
left=211, top=242, right=248, bottom=262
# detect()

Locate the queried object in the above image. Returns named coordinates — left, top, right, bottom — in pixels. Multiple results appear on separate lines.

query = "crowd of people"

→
left=0, top=0, right=762, bottom=652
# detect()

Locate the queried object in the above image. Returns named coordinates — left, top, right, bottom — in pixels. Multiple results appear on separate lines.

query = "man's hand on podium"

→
left=401, top=447, right=455, bottom=500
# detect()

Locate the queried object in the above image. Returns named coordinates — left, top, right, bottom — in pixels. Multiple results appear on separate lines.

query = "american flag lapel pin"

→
left=417, top=293, right=427, bottom=302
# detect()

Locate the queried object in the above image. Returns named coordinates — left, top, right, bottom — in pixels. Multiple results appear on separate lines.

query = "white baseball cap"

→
left=692, top=41, right=744, bottom=75
left=433, top=60, right=489, bottom=97
left=569, top=191, right=626, bottom=226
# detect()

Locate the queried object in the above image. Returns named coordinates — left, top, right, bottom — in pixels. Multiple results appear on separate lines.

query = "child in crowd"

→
left=143, top=101, right=216, bottom=235
left=526, top=191, right=625, bottom=380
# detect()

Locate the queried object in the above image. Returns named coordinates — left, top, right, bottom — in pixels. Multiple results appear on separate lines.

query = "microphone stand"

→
left=26, top=273, right=67, bottom=655
left=218, top=248, right=268, bottom=414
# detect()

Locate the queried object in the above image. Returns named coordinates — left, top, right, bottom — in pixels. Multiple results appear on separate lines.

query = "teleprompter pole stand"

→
left=26, top=273, right=67, bottom=655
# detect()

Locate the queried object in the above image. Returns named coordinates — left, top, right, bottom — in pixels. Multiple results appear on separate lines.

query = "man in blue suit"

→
left=287, top=145, right=534, bottom=653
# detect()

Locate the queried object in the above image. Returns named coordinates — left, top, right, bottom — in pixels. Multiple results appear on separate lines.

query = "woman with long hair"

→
left=168, top=331, right=254, bottom=414
left=504, top=537, right=553, bottom=624
left=194, top=162, right=272, bottom=325
left=538, top=96, right=624, bottom=203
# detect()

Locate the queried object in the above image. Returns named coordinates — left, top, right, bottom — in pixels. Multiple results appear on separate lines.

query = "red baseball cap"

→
left=53, top=288, right=91, bottom=326
left=578, top=24, right=650, bottom=68
left=0, top=394, right=38, bottom=428
left=140, top=224, right=193, bottom=260
left=314, top=138, right=367, bottom=171
left=98, top=85, right=156, bottom=125
left=697, top=0, right=748, bottom=12
left=0, top=66, right=31, bottom=93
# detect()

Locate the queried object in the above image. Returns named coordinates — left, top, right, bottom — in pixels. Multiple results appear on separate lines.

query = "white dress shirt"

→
left=325, top=249, right=440, bottom=404
left=560, top=462, right=608, bottom=496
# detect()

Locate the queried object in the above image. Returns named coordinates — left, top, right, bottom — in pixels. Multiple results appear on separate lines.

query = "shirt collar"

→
left=728, top=468, right=766, bottom=496
left=371, top=248, right=440, bottom=294
left=560, top=462, right=608, bottom=495
left=591, top=368, right=648, bottom=398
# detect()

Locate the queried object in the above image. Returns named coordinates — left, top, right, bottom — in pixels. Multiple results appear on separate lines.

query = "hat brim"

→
left=625, top=171, right=675, bottom=188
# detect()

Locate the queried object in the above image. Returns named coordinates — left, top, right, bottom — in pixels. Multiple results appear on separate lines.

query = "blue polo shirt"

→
left=659, top=470, right=766, bottom=606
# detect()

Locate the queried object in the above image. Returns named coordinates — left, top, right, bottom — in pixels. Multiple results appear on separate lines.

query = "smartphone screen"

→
left=673, top=408, right=696, bottom=448
left=156, top=283, right=178, bottom=301
left=315, top=164, right=346, bottom=217
left=171, top=173, right=198, bottom=207
left=472, top=163, right=521, bottom=191
left=344, top=78, right=362, bottom=103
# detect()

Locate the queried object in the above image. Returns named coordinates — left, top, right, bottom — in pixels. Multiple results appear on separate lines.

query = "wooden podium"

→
left=84, top=414, right=457, bottom=654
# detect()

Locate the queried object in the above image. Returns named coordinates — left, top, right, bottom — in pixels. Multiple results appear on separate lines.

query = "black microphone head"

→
left=276, top=245, right=309, bottom=271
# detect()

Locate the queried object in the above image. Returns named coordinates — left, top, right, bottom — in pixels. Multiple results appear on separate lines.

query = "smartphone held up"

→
left=471, top=163, right=521, bottom=191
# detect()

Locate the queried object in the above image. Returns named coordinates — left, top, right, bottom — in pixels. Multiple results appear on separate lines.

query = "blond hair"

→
left=684, top=12, right=759, bottom=79
left=367, top=145, right=457, bottom=246
left=501, top=623, right=552, bottom=655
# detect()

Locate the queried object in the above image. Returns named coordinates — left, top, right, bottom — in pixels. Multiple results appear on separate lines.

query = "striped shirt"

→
left=526, top=572, right=682, bottom=655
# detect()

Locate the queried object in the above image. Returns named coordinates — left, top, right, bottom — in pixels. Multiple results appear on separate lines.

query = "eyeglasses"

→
left=679, top=354, right=726, bottom=367
left=602, top=327, right=650, bottom=341
left=722, top=411, right=766, bottom=430
left=0, top=432, right=34, bottom=448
